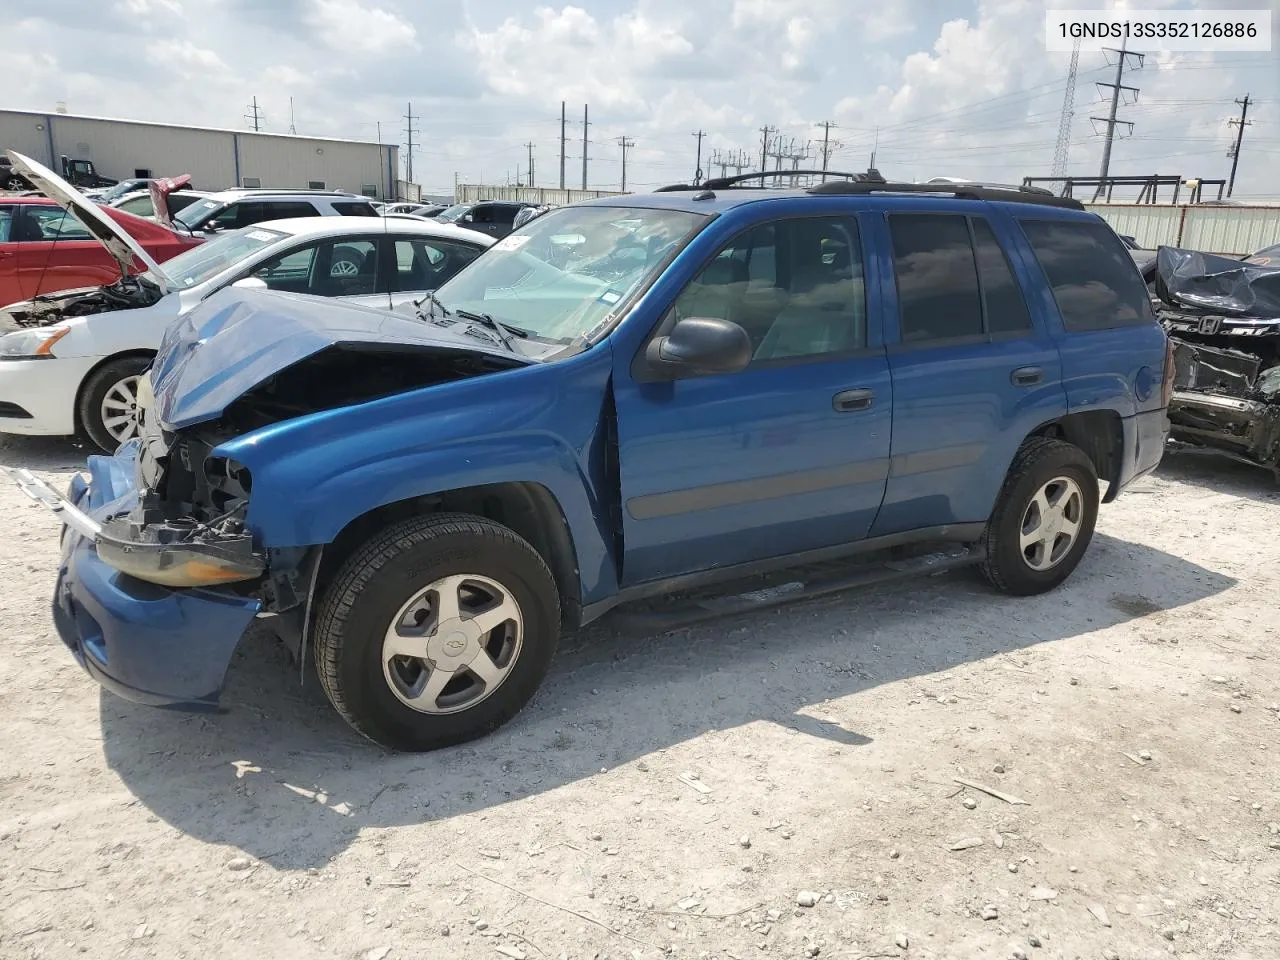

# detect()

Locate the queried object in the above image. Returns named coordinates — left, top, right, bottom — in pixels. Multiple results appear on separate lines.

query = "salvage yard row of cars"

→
left=0, top=151, right=1274, bottom=754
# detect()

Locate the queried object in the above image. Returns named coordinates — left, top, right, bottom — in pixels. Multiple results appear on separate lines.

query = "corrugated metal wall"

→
left=237, top=134, right=393, bottom=195
left=1, top=110, right=398, bottom=198
left=1085, top=203, right=1280, bottom=256
left=49, top=116, right=233, bottom=189
left=456, top=184, right=626, bottom=204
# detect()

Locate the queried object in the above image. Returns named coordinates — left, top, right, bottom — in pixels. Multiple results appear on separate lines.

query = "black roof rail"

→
left=804, top=180, right=1084, bottom=209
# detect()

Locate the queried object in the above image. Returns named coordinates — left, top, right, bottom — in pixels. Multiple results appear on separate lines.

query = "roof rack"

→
left=654, top=168, right=1083, bottom=210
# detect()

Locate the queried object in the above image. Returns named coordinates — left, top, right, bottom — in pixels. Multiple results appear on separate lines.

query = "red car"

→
left=0, top=195, right=202, bottom=308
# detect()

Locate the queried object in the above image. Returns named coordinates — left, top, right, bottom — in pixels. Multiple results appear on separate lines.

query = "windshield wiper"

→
left=454, top=308, right=528, bottom=351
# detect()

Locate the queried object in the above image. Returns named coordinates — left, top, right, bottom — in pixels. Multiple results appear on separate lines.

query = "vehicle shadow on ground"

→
left=0, top=434, right=90, bottom=472
left=94, top=531, right=1235, bottom=871
left=1157, top=450, right=1280, bottom=504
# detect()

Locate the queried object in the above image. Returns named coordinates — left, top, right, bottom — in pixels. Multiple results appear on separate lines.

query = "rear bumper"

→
left=23, top=445, right=261, bottom=708
left=1115, top=407, right=1170, bottom=495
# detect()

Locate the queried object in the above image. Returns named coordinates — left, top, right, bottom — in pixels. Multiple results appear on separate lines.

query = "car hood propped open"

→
left=150, top=287, right=534, bottom=430
left=4, top=150, right=173, bottom=292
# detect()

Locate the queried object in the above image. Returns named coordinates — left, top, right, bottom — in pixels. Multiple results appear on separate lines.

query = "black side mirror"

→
left=644, top=316, right=752, bottom=380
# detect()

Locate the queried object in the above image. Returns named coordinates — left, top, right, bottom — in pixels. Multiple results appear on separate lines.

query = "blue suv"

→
left=11, top=171, right=1172, bottom=751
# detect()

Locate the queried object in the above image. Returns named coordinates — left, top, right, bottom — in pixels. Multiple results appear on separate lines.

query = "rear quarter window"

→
left=332, top=201, right=379, bottom=217
left=1019, top=219, right=1154, bottom=331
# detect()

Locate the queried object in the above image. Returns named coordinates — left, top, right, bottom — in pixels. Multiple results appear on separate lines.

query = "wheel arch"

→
left=1028, top=409, right=1124, bottom=502
left=72, top=349, right=157, bottom=435
left=315, top=480, right=584, bottom=630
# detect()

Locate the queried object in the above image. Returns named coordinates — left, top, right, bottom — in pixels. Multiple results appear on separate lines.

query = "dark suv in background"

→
left=436, top=200, right=535, bottom=238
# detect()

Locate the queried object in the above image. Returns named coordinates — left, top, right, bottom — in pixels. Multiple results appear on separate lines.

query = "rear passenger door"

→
left=613, top=211, right=893, bottom=584
left=869, top=205, right=1067, bottom=536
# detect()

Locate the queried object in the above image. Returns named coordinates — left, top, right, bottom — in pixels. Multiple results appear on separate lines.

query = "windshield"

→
left=175, top=197, right=228, bottom=230
left=95, top=179, right=146, bottom=204
left=435, top=204, right=471, bottom=223
left=431, top=205, right=707, bottom=345
left=150, top=226, right=287, bottom=290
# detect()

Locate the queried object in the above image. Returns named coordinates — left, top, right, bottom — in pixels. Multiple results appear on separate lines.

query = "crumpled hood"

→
left=150, top=287, right=533, bottom=430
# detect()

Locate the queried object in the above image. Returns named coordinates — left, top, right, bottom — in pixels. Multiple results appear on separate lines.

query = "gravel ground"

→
left=1, top=434, right=1277, bottom=960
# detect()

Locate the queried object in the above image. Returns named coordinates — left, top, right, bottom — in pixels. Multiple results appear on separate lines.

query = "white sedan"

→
left=1, top=214, right=492, bottom=451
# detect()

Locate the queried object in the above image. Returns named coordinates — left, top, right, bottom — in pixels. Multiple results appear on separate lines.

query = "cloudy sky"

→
left=4, top=0, right=1279, bottom=197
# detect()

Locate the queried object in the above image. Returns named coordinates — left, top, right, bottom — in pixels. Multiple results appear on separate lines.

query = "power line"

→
left=1227, top=94, right=1253, bottom=197
left=244, top=96, right=263, bottom=132
left=617, top=135, right=635, bottom=191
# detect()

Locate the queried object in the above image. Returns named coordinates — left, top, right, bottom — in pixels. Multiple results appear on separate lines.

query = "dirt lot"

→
left=0, top=435, right=1277, bottom=960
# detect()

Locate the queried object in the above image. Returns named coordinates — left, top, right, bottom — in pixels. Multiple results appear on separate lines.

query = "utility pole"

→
left=815, top=121, right=836, bottom=179
left=692, top=130, right=706, bottom=185
left=288, top=97, right=296, bottom=135
left=759, top=125, right=774, bottom=173
left=1092, top=39, right=1144, bottom=199
left=403, top=102, right=418, bottom=185
left=559, top=101, right=566, bottom=189
left=581, top=104, right=589, bottom=191
left=1051, top=38, right=1081, bottom=180
left=244, top=96, right=263, bottom=132
left=870, top=125, right=879, bottom=170
left=1227, top=94, right=1252, bottom=197
left=525, top=141, right=535, bottom=187
left=617, top=136, right=635, bottom=191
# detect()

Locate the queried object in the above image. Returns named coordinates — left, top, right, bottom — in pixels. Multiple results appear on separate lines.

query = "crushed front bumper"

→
left=8, top=445, right=262, bottom=709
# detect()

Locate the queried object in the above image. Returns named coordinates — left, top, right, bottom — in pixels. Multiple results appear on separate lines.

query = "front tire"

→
left=313, top=513, right=560, bottom=752
left=78, top=356, right=152, bottom=452
left=980, top=437, right=1099, bottom=596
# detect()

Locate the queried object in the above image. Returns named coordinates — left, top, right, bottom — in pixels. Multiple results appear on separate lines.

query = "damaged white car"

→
left=0, top=158, right=493, bottom=451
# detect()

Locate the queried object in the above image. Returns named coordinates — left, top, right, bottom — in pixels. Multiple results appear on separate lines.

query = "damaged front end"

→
left=1154, top=247, right=1280, bottom=477
left=2, top=276, right=166, bottom=330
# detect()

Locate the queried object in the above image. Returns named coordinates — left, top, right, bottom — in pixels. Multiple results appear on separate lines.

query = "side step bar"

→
left=611, top=545, right=983, bottom=631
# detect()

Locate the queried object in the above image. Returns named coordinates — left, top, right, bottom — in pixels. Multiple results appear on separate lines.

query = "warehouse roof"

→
left=0, top=107, right=390, bottom=149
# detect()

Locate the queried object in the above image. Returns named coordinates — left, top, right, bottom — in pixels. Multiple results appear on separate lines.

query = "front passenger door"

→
left=612, top=213, right=893, bottom=585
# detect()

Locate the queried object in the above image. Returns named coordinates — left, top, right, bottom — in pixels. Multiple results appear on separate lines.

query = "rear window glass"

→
left=1019, top=219, right=1153, bottom=331
left=332, top=201, right=379, bottom=217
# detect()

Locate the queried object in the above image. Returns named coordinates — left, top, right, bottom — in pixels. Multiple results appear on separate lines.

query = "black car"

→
left=435, top=200, right=535, bottom=239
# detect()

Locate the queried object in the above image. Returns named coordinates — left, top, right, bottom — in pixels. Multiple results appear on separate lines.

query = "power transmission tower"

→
left=815, top=121, right=837, bottom=179
left=403, top=102, right=419, bottom=185
left=759, top=125, right=775, bottom=173
left=616, top=136, right=635, bottom=191
left=559, top=102, right=566, bottom=189
left=525, top=141, right=535, bottom=187
left=581, top=104, right=589, bottom=191
left=1051, top=38, right=1081, bottom=179
left=692, top=130, right=706, bottom=185
left=1092, top=39, right=1144, bottom=199
left=288, top=97, right=297, bottom=135
left=244, top=96, right=263, bottom=132
left=1227, top=94, right=1252, bottom=197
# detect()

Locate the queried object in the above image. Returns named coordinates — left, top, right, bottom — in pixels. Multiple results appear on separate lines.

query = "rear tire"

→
left=78, top=356, right=152, bottom=453
left=313, top=513, right=560, bottom=752
left=980, top=437, right=1099, bottom=596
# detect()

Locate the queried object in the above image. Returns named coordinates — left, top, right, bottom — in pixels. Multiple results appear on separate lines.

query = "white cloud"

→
left=307, top=0, right=420, bottom=56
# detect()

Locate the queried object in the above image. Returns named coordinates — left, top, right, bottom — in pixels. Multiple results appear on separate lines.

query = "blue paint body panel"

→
left=46, top=188, right=1171, bottom=709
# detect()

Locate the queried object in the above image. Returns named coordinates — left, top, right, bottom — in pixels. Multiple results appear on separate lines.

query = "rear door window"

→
left=971, top=219, right=1032, bottom=334
left=257, top=200, right=321, bottom=222
left=889, top=214, right=984, bottom=342
left=1019, top=219, right=1153, bottom=330
left=0, top=205, right=13, bottom=243
left=332, top=201, right=379, bottom=217
left=392, top=238, right=483, bottom=291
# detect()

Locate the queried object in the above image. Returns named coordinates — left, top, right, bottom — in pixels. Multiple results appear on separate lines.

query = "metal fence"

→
left=1085, top=203, right=1280, bottom=256
left=455, top=184, right=626, bottom=205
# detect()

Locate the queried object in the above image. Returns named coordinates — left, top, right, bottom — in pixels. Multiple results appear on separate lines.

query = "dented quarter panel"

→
left=212, top=346, right=623, bottom=605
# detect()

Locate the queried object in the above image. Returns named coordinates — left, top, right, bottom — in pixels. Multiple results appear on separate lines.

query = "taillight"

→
left=1160, top=336, right=1175, bottom=407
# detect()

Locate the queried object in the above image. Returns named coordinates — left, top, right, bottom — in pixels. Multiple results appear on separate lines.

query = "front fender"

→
left=212, top=348, right=619, bottom=604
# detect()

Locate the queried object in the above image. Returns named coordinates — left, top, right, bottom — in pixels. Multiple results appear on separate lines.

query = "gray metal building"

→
left=0, top=108, right=399, bottom=198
